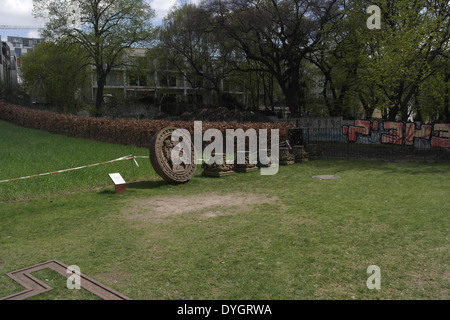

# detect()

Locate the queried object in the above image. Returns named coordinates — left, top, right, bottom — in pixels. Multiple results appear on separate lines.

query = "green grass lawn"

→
left=0, top=120, right=157, bottom=202
left=0, top=120, right=449, bottom=300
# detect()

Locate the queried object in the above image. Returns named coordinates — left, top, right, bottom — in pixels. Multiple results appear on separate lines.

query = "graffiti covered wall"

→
left=342, top=120, right=450, bottom=148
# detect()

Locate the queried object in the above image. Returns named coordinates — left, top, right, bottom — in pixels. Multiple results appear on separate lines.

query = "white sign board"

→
left=108, top=173, right=126, bottom=185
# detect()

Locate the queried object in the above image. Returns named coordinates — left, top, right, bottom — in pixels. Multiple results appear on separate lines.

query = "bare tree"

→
left=206, top=0, right=346, bottom=116
left=159, top=3, right=236, bottom=107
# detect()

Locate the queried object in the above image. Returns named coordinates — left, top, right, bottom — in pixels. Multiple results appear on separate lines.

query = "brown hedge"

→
left=0, top=101, right=294, bottom=148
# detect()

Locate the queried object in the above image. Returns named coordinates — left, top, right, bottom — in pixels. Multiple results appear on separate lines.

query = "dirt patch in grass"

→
left=123, top=193, right=278, bottom=222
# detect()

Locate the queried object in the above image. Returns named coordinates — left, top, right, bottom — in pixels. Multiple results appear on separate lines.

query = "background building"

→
left=1, top=38, right=18, bottom=87
left=6, top=36, right=43, bottom=57
left=89, top=48, right=249, bottom=115
left=6, top=36, right=43, bottom=84
left=0, top=35, right=3, bottom=84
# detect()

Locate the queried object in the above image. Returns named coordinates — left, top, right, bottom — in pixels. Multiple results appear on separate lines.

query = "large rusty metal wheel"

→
left=149, top=127, right=197, bottom=183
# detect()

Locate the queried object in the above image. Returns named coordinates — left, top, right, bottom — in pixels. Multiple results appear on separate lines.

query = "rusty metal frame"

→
left=1, top=260, right=132, bottom=300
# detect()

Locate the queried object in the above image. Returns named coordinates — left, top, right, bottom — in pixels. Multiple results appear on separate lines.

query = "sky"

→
left=0, top=0, right=180, bottom=41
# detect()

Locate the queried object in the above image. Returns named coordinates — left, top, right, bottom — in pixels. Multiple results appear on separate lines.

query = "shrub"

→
left=0, top=101, right=294, bottom=148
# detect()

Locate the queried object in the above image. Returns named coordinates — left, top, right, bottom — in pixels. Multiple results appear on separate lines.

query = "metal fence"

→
left=303, top=128, right=450, bottom=162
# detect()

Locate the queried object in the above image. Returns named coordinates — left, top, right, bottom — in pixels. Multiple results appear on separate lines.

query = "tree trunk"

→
left=415, top=104, right=423, bottom=122
left=284, top=90, right=299, bottom=117
left=214, top=85, right=222, bottom=107
left=193, top=88, right=198, bottom=111
left=359, top=94, right=376, bottom=120
left=95, top=72, right=106, bottom=115
left=262, top=72, right=275, bottom=112
left=280, top=76, right=302, bottom=117
left=400, top=102, right=409, bottom=122
left=330, top=84, right=350, bottom=117
left=388, top=105, right=399, bottom=121
left=444, top=74, right=450, bottom=123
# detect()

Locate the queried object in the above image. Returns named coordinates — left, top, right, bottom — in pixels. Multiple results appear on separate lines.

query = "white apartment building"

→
left=6, top=36, right=43, bottom=84
left=7, top=36, right=43, bottom=57
left=1, top=38, right=18, bottom=87
left=89, top=48, right=248, bottom=108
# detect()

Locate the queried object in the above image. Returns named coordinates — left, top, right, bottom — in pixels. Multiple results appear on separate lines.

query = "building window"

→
left=139, top=75, right=147, bottom=87
left=15, top=48, right=21, bottom=57
left=129, top=74, right=138, bottom=86
left=129, top=74, right=147, bottom=87
left=106, top=72, right=123, bottom=86
left=168, top=76, right=177, bottom=87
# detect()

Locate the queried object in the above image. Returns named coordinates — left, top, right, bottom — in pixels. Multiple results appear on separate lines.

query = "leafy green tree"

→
left=356, top=0, right=450, bottom=121
left=20, top=41, right=89, bottom=111
left=33, top=0, right=156, bottom=112
left=305, top=3, right=364, bottom=117
left=417, top=52, right=450, bottom=122
left=160, top=3, right=236, bottom=107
